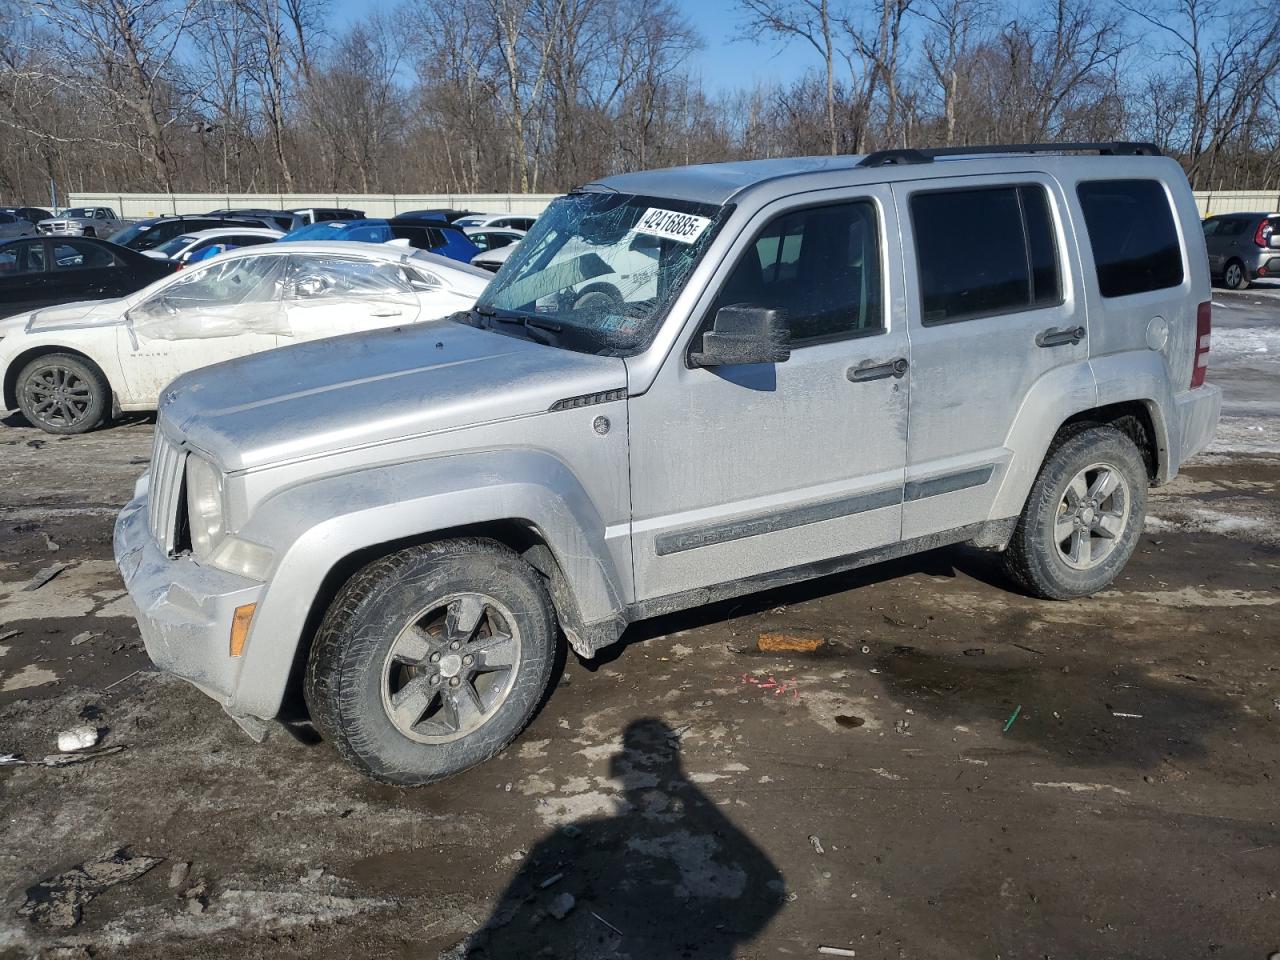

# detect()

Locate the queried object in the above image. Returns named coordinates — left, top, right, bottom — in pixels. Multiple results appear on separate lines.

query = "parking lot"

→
left=0, top=292, right=1277, bottom=959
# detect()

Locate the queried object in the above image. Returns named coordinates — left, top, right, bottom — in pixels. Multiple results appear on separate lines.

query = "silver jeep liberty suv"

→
left=115, top=142, right=1221, bottom=784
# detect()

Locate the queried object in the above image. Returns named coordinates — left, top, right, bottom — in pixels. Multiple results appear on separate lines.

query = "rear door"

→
left=894, top=173, right=1090, bottom=539
left=279, top=254, right=421, bottom=340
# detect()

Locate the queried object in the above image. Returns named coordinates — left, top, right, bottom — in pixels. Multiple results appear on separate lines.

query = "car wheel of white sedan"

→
left=17, top=353, right=110, bottom=435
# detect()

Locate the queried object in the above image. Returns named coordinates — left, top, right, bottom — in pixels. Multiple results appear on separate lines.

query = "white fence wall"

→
left=66, top=192, right=560, bottom=219
left=1192, top=191, right=1280, bottom=216
left=64, top=188, right=1280, bottom=220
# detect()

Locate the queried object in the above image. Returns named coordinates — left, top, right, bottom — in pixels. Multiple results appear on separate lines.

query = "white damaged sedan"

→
left=0, top=241, right=491, bottom=434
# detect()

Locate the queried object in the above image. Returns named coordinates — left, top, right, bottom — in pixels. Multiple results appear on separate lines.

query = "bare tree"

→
left=919, top=0, right=989, bottom=145
left=24, top=0, right=204, bottom=191
left=740, top=0, right=839, bottom=154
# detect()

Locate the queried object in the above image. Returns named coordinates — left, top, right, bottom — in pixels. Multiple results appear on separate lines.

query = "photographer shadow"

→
left=457, top=717, right=784, bottom=959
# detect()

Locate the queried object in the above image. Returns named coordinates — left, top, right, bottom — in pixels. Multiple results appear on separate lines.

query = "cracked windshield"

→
left=474, top=191, right=726, bottom=355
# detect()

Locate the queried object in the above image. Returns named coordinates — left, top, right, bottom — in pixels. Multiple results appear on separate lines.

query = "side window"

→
left=52, top=240, right=116, bottom=270
left=706, top=200, right=883, bottom=345
left=404, top=266, right=442, bottom=291
left=226, top=235, right=274, bottom=248
left=0, top=213, right=14, bottom=224
left=0, top=240, right=46, bottom=274
left=911, top=184, right=1062, bottom=325
left=285, top=255, right=414, bottom=299
left=1076, top=179, right=1184, bottom=298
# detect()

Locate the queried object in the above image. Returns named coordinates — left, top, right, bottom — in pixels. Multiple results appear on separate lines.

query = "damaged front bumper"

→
left=114, top=478, right=265, bottom=718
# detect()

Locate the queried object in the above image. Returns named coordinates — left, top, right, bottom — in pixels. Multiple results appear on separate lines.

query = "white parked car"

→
left=0, top=242, right=490, bottom=434
left=470, top=243, right=516, bottom=272
left=142, top=227, right=284, bottom=264
left=454, top=212, right=538, bottom=231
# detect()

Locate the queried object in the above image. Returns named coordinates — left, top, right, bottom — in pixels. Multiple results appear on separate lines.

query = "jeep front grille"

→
left=148, top=432, right=186, bottom=555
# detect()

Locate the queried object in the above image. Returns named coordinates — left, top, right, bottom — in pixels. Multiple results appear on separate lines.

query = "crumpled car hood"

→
left=26, top=300, right=125, bottom=332
left=162, top=319, right=627, bottom=472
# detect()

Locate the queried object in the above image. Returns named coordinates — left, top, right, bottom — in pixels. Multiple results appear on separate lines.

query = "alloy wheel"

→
left=1054, top=462, right=1131, bottom=570
left=380, top=592, right=522, bottom=744
left=22, top=366, right=93, bottom=429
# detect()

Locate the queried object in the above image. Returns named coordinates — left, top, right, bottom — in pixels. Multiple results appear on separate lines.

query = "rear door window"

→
left=51, top=241, right=116, bottom=270
left=911, top=185, right=1062, bottom=324
left=1076, top=179, right=1184, bottom=297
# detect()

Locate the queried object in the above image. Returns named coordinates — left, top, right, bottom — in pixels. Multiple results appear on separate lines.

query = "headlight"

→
left=186, top=454, right=225, bottom=559
left=184, top=454, right=274, bottom=579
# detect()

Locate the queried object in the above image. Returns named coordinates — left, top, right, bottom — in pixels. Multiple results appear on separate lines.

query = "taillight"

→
left=1191, top=301, right=1211, bottom=388
left=1255, top=219, right=1274, bottom=247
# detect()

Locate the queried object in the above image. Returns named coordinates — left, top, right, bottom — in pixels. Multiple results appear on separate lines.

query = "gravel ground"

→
left=0, top=299, right=1278, bottom=960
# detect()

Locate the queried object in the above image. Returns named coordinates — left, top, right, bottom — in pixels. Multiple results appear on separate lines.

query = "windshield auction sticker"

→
left=633, top=207, right=712, bottom=244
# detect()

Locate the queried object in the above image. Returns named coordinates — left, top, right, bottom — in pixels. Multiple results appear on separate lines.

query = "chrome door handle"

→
left=848, top=357, right=909, bottom=382
left=1036, top=325, right=1085, bottom=347
left=368, top=307, right=403, bottom=317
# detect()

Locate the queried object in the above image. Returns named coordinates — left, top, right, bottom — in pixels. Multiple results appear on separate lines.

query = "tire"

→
left=1221, top=259, right=1247, bottom=290
left=81, top=227, right=96, bottom=238
left=16, top=353, right=110, bottom=435
left=305, top=538, right=557, bottom=785
left=1002, top=426, right=1148, bottom=600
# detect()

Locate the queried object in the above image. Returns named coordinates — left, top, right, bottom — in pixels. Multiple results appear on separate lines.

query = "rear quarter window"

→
left=1076, top=179, right=1184, bottom=298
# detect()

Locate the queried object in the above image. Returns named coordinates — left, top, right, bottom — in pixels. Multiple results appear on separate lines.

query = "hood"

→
left=161, top=319, right=627, bottom=472
left=25, top=299, right=125, bottom=332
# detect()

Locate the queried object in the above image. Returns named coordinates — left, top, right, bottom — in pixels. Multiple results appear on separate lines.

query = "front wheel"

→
left=305, top=538, right=557, bottom=785
left=16, top=353, right=110, bottom=434
left=1002, top=426, right=1148, bottom=600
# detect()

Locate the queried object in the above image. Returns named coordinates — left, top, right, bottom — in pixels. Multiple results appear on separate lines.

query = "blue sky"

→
left=332, top=0, right=814, bottom=92
left=680, top=3, right=812, bottom=93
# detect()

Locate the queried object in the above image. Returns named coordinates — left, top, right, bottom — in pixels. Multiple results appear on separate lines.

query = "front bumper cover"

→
left=114, top=483, right=264, bottom=712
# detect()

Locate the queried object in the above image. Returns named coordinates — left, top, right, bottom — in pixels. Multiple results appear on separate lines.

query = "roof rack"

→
left=858, top=141, right=1162, bottom=168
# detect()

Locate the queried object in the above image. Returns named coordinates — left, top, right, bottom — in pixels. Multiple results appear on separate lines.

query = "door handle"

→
left=368, top=307, right=403, bottom=317
left=847, top=357, right=909, bottom=382
left=1036, top=325, right=1085, bottom=348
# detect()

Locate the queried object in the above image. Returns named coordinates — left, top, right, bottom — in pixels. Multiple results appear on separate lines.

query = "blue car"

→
left=278, top=218, right=480, bottom=263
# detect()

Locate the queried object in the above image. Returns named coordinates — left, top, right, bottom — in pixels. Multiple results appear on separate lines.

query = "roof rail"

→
left=858, top=141, right=1162, bottom=168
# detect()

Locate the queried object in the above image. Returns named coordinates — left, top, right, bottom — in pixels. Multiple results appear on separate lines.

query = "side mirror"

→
left=690, top=305, right=791, bottom=367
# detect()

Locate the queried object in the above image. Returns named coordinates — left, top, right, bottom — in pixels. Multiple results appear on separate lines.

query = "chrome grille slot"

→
left=147, top=432, right=186, bottom=554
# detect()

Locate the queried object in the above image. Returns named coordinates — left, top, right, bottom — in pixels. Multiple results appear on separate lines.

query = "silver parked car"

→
left=0, top=210, right=37, bottom=241
left=115, top=141, right=1221, bottom=785
left=1201, top=211, right=1280, bottom=289
left=37, top=206, right=125, bottom=238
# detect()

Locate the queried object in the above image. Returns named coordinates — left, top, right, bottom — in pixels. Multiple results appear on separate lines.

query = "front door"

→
left=628, top=187, right=910, bottom=602
left=893, top=174, right=1090, bottom=540
left=115, top=253, right=285, bottom=405
left=0, top=238, right=52, bottom=316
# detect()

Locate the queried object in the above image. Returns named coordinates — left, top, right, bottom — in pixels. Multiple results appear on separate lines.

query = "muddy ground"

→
left=1, top=296, right=1278, bottom=960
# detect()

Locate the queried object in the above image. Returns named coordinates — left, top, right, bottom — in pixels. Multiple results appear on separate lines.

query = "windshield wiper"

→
left=474, top=304, right=562, bottom=345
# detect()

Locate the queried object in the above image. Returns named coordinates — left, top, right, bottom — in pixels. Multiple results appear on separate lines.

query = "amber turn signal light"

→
left=229, top=603, right=256, bottom=658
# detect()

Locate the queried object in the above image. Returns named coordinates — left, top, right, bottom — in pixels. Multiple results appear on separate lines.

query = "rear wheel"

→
left=1002, top=426, right=1148, bottom=599
left=1222, top=259, right=1247, bottom=290
left=16, top=353, right=110, bottom=435
left=305, top=538, right=557, bottom=785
